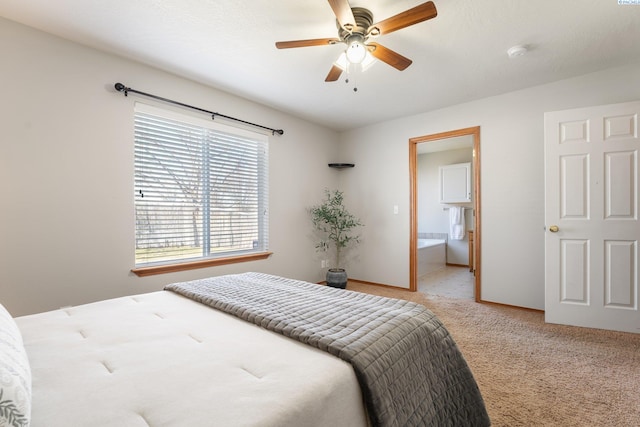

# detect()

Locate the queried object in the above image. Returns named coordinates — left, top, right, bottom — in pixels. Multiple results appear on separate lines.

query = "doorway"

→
left=409, top=127, right=482, bottom=301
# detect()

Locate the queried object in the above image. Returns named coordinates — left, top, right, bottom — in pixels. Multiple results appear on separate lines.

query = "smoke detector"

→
left=507, top=45, right=528, bottom=58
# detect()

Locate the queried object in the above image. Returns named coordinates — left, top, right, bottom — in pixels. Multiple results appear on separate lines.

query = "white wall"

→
left=418, top=149, right=473, bottom=265
left=339, top=63, right=640, bottom=310
left=0, top=18, right=339, bottom=316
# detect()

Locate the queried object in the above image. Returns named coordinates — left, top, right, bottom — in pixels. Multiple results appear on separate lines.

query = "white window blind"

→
left=134, top=103, right=268, bottom=267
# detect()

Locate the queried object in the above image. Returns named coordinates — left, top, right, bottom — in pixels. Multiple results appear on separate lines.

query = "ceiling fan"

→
left=275, top=0, right=438, bottom=82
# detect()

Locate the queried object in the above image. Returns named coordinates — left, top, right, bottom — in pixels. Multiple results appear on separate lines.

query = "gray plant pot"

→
left=326, top=268, right=347, bottom=289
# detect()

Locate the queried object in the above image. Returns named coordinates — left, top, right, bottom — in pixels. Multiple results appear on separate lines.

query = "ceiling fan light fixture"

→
left=346, top=39, right=367, bottom=64
left=335, top=51, right=375, bottom=71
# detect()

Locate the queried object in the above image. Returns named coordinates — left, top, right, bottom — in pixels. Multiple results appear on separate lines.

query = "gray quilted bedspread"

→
left=166, top=272, right=490, bottom=427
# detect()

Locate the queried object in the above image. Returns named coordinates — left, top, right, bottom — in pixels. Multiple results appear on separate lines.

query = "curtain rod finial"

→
left=114, top=82, right=129, bottom=96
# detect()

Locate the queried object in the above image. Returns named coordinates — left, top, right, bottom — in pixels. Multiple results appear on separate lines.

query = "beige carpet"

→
left=346, top=282, right=640, bottom=427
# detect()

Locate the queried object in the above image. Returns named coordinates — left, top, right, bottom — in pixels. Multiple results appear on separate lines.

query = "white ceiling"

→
left=2, top=0, right=640, bottom=131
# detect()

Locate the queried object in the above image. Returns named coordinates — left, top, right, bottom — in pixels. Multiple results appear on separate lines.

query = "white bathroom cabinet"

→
left=439, top=162, right=471, bottom=203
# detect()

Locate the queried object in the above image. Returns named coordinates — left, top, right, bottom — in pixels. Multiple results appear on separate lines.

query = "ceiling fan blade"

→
left=368, top=42, right=412, bottom=71
left=325, top=64, right=344, bottom=82
left=327, top=0, right=356, bottom=31
left=369, top=1, right=437, bottom=36
left=275, top=38, right=340, bottom=49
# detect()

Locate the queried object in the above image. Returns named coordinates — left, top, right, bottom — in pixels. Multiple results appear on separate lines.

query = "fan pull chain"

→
left=344, top=63, right=359, bottom=92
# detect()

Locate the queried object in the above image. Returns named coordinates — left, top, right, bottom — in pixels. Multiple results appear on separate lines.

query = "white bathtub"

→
left=418, top=238, right=446, bottom=276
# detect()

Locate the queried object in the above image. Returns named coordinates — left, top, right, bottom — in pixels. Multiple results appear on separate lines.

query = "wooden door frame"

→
left=409, top=126, right=482, bottom=301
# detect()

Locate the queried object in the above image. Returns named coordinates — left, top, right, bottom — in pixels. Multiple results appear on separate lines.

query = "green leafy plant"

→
left=310, top=189, right=363, bottom=269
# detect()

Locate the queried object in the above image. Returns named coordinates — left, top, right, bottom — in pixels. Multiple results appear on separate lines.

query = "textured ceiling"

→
left=2, top=0, right=640, bottom=131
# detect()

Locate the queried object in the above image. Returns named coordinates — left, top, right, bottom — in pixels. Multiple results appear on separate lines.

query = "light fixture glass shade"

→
left=345, top=40, right=367, bottom=64
left=335, top=52, right=348, bottom=70
left=335, top=51, right=375, bottom=72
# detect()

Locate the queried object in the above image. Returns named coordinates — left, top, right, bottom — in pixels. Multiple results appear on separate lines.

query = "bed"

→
left=2, top=272, right=489, bottom=427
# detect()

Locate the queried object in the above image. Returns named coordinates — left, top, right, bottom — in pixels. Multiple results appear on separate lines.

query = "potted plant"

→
left=310, top=189, right=363, bottom=288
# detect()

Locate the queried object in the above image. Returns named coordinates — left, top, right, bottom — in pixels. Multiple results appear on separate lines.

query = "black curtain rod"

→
left=114, top=83, right=284, bottom=136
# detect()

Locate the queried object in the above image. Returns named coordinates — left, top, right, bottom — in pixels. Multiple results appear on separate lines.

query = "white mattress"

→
left=16, top=291, right=368, bottom=427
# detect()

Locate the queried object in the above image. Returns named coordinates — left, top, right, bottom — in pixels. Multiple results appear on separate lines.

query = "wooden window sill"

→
left=131, top=252, right=273, bottom=277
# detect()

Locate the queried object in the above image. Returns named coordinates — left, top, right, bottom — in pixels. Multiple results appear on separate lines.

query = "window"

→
left=133, top=103, right=269, bottom=271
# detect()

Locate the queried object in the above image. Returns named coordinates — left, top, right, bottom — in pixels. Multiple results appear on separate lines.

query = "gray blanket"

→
left=166, top=272, right=490, bottom=427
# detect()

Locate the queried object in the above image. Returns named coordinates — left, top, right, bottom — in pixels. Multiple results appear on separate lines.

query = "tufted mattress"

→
left=16, top=290, right=368, bottom=427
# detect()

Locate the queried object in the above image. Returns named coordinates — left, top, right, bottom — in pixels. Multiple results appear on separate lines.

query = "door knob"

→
left=549, top=225, right=559, bottom=233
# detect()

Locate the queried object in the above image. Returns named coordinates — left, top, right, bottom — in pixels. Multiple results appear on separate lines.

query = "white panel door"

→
left=544, top=100, right=640, bottom=333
